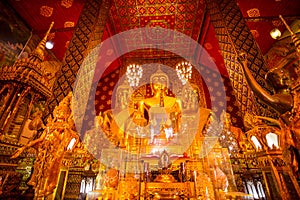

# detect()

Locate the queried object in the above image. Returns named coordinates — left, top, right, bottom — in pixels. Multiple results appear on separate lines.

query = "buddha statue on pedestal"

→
left=154, top=149, right=177, bottom=183
left=133, top=65, right=182, bottom=144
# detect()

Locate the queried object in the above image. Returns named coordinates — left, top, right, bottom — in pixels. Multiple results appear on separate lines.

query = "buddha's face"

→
left=277, top=69, right=291, bottom=88
left=266, top=68, right=291, bottom=90
left=151, top=75, right=168, bottom=92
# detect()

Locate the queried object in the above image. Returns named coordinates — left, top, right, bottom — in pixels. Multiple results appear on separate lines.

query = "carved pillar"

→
left=2, top=86, right=30, bottom=133
left=0, top=84, right=19, bottom=129
left=45, top=0, right=112, bottom=119
left=0, top=84, right=15, bottom=117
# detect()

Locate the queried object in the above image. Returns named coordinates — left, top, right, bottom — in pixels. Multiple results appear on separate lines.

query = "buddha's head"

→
left=150, top=65, right=169, bottom=93
left=265, top=67, right=291, bottom=92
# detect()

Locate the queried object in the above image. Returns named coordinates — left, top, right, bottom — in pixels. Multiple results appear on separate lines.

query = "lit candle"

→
left=194, top=170, right=197, bottom=197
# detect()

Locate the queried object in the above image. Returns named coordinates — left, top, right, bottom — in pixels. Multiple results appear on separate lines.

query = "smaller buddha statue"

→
left=115, top=80, right=133, bottom=112
left=182, top=84, right=200, bottom=113
left=154, top=150, right=177, bottom=183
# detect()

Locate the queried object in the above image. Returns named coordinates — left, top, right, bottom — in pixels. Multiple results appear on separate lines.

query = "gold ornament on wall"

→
left=61, top=0, right=73, bottom=8
left=40, top=6, right=53, bottom=17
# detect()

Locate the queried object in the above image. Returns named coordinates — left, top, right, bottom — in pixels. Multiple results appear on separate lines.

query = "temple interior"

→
left=0, top=0, right=300, bottom=199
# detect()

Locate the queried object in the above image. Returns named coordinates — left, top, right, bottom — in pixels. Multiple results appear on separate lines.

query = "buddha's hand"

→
left=11, top=146, right=26, bottom=159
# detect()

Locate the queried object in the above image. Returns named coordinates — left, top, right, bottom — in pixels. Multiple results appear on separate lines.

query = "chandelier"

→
left=175, top=61, right=192, bottom=85
left=126, top=64, right=143, bottom=87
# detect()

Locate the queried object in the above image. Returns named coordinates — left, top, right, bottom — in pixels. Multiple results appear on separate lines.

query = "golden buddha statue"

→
left=97, top=80, right=134, bottom=147
left=134, top=65, right=182, bottom=144
left=115, top=80, right=132, bottom=111
left=113, top=80, right=133, bottom=142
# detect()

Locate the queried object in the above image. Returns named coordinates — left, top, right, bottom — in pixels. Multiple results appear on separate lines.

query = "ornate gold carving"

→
left=250, top=30, right=259, bottom=38
left=64, top=21, right=75, bottom=28
left=146, top=182, right=192, bottom=199
left=11, top=93, right=80, bottom=198
left=246, top=8, right=260, bottom=17
left=0, top=22, right=56, bottom=108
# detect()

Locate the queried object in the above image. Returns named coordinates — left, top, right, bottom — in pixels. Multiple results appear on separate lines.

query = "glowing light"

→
left=45, top=40, right=54, bottom=49
left=126, top=64, right=143, bottom=87
left=67, top=138, right=76, bottom=150
left=266, top=132, right=279, bottom=149
left=251, top=136, right=262, bottom=150
left=176, top=61, right=192, bottom=85
left=270, top=28, right=281, bottom=39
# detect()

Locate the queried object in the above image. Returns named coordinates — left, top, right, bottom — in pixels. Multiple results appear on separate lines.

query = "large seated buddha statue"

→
left=133, top=65, right=182, bottom=144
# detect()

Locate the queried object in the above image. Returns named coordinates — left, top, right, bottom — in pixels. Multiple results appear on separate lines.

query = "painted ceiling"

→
left=6, top=0, right=300, bottom=70
left=109, top=0, right=204, bottom=58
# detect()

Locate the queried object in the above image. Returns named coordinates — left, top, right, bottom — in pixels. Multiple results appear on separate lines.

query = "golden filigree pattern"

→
left=246, top=8, right=260, bottom=17
left=61, top=0, right=73, bottom=8
left=48, top=32, right=55, bottom=40
left=65, top=41, right=70, bottom=48
left=40, top=6, right=53, bottom=17
left=272, top=19, right=283, bottom=27
left=250, top=30, right=259, bottom=38
left=64, top=21, right=75, bottom=28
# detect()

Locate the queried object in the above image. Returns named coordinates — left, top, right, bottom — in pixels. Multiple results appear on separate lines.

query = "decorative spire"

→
left=30, top=22, right=54, bottom=62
